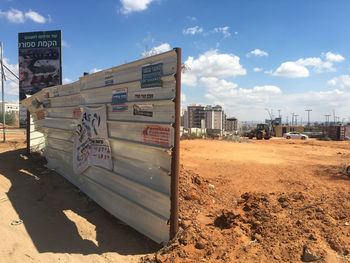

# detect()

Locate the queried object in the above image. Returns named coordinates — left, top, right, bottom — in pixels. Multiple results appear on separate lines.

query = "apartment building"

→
left=226, top=117, right=238, bottom=131
left=0, top=101, right=19, bottom=113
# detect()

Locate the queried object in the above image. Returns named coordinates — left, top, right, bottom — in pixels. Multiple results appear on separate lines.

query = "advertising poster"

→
left=18, top=30, right=62, bottom=126
left=73, top=105, right=113, bottom=174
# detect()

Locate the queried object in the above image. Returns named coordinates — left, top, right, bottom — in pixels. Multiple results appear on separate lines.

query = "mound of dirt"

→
left=141, top=166, right=350, bottom=263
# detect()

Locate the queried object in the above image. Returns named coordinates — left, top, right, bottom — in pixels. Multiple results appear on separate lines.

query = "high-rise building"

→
left=187, top=105, right=205, bottom=128
left=185, top=104, right=226, bottom=132
left=204, top=105, right=224, bottom=130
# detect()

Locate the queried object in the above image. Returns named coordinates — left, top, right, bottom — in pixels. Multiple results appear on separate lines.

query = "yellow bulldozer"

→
left=248, top=123, right=272, bottom=140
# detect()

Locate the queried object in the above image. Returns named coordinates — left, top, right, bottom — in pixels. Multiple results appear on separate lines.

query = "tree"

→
left=0, top=111, right=16, bottom=126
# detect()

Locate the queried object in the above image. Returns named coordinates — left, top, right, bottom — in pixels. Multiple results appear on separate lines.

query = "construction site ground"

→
left=0, top=134, right=349, bottom=262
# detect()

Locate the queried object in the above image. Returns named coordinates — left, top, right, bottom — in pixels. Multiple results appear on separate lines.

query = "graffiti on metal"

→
left=73, top=105, right=112, bottom=174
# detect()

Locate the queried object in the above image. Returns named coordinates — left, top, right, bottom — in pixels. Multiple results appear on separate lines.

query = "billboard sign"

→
left=18, top=30, right=62, bottom=100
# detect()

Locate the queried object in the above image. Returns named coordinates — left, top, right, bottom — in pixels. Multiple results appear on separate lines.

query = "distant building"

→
left=187, top=105, right=205, bottom=128
left=226, top=117, right=238, bottom=131
left=185, top=104, right=225, bottom=133
left=274, top=125, right=304, bottom=137
left=323, top=125, right=345, bottom=141
left=345, top=124, right=350, bottom=138
left=204, top=105, right=224, bottom=130
left=0, top=101, right=19, bottom=113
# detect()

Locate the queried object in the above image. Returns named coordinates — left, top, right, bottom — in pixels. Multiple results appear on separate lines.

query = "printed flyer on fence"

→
left=73, top=105, right=113, bottom=174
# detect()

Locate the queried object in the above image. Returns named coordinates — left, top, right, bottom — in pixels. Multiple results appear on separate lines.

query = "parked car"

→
left=283, top=131, right=308, bottom=140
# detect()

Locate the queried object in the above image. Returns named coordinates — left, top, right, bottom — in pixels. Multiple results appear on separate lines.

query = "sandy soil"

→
left=143, top=138, right=350, bottom=263
left=1, top=136, right=350, bottom=262
left=0, top=134, right=159, bottom=263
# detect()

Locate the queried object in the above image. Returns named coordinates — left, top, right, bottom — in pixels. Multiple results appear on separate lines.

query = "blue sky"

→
left=1, top=0, right=350, bottom=122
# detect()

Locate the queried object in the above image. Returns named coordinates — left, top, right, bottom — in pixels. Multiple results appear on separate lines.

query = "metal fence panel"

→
left=21, top=49, right=181, bottom=243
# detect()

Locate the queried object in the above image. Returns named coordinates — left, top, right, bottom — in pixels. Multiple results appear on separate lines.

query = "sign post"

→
left=0, top=42, right=5, bottom=142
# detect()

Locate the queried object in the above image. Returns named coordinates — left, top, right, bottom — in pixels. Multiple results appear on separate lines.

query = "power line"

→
left=0, top=59, right=19, bottom=80
left=3, top=73, right=18, bottom=84
left=305, top=109, right=312, bottom=130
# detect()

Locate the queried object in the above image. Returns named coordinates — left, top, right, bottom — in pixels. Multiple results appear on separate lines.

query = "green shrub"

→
left=0, top=111, right=16, bottom=126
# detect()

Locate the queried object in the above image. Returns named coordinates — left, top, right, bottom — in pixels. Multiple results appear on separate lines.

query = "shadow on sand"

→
left=0, top=148, right=160, bottom=256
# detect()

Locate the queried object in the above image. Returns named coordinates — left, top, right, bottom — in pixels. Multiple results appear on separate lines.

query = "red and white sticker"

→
left=142, top=125, right=171, bottom=147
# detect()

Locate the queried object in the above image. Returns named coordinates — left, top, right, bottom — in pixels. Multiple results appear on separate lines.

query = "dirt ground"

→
left=0, top=134, right=160, bottom=263
left=1, top=135, right=350, bottom=262
left=142, top=138, right=350, bottom=263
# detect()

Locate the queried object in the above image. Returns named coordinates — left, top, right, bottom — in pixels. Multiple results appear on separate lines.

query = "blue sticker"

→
left=112, top=88, right=128, bottom=112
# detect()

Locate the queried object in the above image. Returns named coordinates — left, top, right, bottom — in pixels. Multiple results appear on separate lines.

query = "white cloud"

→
left=200, top=77, right=282, bottom=114
left=63, top=78, right=72, bottom=84
left=142, top=43, right=171, bottom=57
left=273, top=52, right=345, bottom=78
left=253, top=85, right=281, bottom=94
left=90, top=68, right=102, bottom=73
left=120, top=0, right=154, bottom=14
left=0, top=8, right=24, bottom=23
left=324, top=52, right=344, bottom=62
left=296, top=57, right=334, bottom=72
left=253, top=67, right=263, bottom=72
left=183, top=26, right=203, bottom=35
left=200, top=77, right=238, bottom=93
left=273, top=61, right=309, bottom=78
left=213, top=26, right=231, bottom=38
left=327, top=75, right=350, bottom=89
left=197, top=75, right=350, bottom=121
left=0, top=8, right=48, bottom=23
left=247, top=49, right=269, bottom=57
left=182, top=50, right=246, bottom=86
left=181, top=93, right=186, bottom=102
left=24, top=10, right=46, bottom=23
left=182, top=73, right=197, bottom=87
left=5, top=80, right=19, bottom=96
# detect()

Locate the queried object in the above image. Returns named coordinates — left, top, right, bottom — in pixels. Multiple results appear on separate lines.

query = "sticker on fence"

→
left=141, top=63, right=163, bottom=89
left=73, top=105, right=113, bottom=174
left=142, top=125, right=171, bottom=146
left=134, top=93, right=154, bottom=100
left=112, top=87, right=128, bottom=112
left=133, top=104, right=153, bottom=117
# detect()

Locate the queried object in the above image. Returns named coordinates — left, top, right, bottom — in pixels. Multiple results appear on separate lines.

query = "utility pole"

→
left=305, top=109, right=312, bottom=131
left=291, top=113, right=295, bottom=125
left=0, top=42, right=5, bottom=142
left=324, top=115, right=331, bottom=126
left=294, top=114, right=299, bottom=126
left=286, top=116, right=289, bottom=125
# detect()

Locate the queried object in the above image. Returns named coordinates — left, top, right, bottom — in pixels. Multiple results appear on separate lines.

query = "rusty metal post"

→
left=170, top=47, right=181, bottom=239
left=26, top=110, right=30, bottom=155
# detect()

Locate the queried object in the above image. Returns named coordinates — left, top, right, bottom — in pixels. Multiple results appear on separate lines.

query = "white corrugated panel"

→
left=21, top=50, right=179, bottom=243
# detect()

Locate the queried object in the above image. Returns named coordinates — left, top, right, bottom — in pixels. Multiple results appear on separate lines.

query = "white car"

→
left=283, top=131, right=308, bottom=140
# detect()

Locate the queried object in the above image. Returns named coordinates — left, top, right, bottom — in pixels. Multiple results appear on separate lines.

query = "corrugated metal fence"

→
left=21, top=49, right=181, bottom=244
